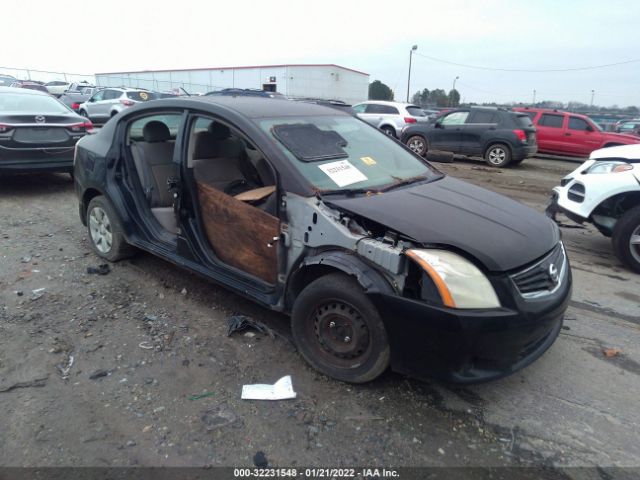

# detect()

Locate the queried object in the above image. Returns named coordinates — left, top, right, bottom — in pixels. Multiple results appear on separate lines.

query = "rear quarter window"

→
left=515, top=114, right=534, bottom=128
left=406, top=106, right=426, bottom=117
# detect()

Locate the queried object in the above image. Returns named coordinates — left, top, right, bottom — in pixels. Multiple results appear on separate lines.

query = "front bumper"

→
left=370, top=267, right=571, bottom=383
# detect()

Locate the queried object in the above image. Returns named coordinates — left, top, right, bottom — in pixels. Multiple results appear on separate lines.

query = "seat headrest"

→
left=193, top=131, right=243, bottom=159
left=208, top=122, right=231, bottom=140
left=143, top=121, right=170, bottom=142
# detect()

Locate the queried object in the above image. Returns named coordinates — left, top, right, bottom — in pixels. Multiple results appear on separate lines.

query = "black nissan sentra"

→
left=73, top=96, right=571, bottom=383
left=0, top=86, right=92, bottom=174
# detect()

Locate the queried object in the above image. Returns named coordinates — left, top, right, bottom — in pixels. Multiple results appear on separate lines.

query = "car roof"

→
left=356, top=100, right=418, bottom=107
left=164, top=96, right=350, bottom=118
left=0, top=85, right=50, bottom=96
left=591, top=143, right=640, bottom=160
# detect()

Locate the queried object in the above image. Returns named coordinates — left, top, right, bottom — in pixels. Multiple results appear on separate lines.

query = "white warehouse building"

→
left=94, top=64, right=369, bottom=104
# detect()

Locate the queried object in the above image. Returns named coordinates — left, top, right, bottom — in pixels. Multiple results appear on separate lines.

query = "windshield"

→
left=0, top=91, right=71, bottom=114
left=256, top=115, right=440, bottom=192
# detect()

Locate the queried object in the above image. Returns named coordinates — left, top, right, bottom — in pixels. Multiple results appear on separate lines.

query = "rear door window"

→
left=568, top=117, right=590, bottom=131
left=538, top=114, right=564, bottom=128
left=366, top=104, right=399, bottom=114
left=352, top=104, right=366, bottom=114
left=103, top=90, right=120, bottom=100
left=128, top=113, right=183, bottom=141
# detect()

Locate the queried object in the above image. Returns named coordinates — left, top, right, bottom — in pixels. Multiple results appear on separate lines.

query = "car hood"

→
left=327, top=176, right=559, bottom=272
left=605, top=132, right=640, bottom=142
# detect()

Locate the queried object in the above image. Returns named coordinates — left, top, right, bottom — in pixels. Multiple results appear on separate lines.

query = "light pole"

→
left=590, top=89, right=595, bottom=108
left=406, top=45, right=418, bottom=102
left=450, top=76, right=459, bottom=106
left=533, top=89, right=536, bottom=105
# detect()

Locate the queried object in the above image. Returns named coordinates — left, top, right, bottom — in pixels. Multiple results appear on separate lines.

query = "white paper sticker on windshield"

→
left=318, top=160, right=368, bottom=187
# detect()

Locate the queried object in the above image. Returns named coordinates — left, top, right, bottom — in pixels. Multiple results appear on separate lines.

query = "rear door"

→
left=85, top=90, right=106, bottom=119
left=535, top=112, right=566, bottom=154
left=458, top=109, right=497, bottom=155
left=430, top=110, right=468, bottom=152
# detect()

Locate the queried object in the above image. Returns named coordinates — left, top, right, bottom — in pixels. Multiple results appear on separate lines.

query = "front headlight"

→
left=406, top=249, right=501, bottom=309
left=585, top=161, right=633, bottom=174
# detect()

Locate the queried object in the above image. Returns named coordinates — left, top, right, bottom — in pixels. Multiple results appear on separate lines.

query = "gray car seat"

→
left=130, top=121, right=178, bottom=233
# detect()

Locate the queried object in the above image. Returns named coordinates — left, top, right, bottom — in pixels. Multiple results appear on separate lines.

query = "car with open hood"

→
left=547, top=144, right=640, bottom=273
left=73, top=96, right=571, bottom=383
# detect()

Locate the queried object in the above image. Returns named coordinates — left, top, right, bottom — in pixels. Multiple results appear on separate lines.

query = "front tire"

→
left=291, top=273, right=390, bottom=383
left=484, top=143, right=512, bottom=167
left=612, top=206, right=640, bottom=273
left=86, top=196, right=134, bottom=262
left=406, top=135, right=427, bottom=156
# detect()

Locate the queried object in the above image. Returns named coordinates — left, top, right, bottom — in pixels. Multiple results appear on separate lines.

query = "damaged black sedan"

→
left=74, top=97, right=571, bottom=383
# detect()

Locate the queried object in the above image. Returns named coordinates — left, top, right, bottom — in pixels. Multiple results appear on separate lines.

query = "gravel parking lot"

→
left=1, top=156, right=639, bottom=473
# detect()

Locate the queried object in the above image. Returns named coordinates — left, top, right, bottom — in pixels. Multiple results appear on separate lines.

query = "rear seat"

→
left=130, top=121, right=178, bottom=233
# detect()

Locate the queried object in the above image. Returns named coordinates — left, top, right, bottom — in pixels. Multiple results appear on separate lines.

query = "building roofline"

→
left=95, top=63, right=369, bottom=77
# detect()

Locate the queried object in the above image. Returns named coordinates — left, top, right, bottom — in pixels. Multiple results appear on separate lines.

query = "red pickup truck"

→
left=513, top=107, right=640, bottom=157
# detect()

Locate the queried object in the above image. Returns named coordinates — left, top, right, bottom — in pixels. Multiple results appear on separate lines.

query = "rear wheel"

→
left=484, top=143, right=512, bottom=167
left=86, top=196, right=134, bottom=262
left=381, top=126, right=396, bottom=138
left=406, top=135, right=427, bottom=156
left=291, top=273, right=390, bottom=383
left=612, top=206, right=640, bottom=273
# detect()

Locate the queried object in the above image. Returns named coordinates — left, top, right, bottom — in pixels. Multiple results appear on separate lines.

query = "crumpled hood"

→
left=327, top=176, right=559, bottom=272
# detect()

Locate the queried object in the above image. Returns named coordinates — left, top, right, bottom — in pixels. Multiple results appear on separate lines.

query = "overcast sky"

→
left=3, top=0, right=638, bottom=106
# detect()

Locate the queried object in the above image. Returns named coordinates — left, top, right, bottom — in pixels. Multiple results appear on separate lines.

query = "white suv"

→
left=79, top=88, right=158, bottom=122
left=352, top=101, right=429, bottom=137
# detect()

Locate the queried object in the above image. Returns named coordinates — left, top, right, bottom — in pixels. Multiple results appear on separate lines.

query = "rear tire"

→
left=484, top=143, right=512, bottom=167
left=406, top=135, right=427, bottom=156
left=612, top=206, right=640, bottom=273
left=381, top=126, right=396, bottom=138
left=86, top=196, right=134, bottom=262
left=291, top=273, right=390, bottom=383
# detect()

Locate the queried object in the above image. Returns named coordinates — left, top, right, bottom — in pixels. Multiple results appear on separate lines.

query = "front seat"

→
left=130, top=121, right=178, bottom=233
left=192, top=122, right=257, bottom=192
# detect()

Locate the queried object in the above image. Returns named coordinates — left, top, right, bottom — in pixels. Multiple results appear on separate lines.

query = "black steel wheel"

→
left=291, top=273, right=390, bottom=383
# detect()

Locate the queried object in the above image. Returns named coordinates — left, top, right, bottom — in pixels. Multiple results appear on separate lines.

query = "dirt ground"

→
left=1, top=155, right=639, bottom=474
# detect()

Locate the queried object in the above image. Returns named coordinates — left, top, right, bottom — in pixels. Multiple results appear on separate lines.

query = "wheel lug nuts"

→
left=344, top=336, right=351, bottom=343
left=329, top=321, right=336, bottom=328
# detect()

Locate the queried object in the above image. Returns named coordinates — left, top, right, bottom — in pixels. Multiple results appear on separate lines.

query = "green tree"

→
left=411, top=91, right=423, bottom=106
left=448, top=89, right=460, bottom=107
left=428, top=89, right=448, bottom=107
left=368, top=80, right=394, bottom=100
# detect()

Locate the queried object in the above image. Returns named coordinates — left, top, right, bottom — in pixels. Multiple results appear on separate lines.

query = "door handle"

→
left=564, top=133, right=571, bottom=136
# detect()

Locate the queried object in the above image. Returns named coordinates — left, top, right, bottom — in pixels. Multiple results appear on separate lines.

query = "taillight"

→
left=513, top=129, right=527, bottom=142
left=71, top=102, right=80, bottom=110
left=404, top=117, right=417, bottom=124
left=0, top=124, right=13, bottom=133
left=67, top=121, right=93, bottom=132
left=120, top=99, right=134, bottom=106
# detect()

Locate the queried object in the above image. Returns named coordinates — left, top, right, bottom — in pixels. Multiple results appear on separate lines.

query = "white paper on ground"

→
left=318, top=160, right=368, bottom=187
left=241, top=375, right=297, bottom=400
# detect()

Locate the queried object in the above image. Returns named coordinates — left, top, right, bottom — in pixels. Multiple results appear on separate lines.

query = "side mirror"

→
left=434, top=121, right=443, bottom=129
left=586, top=125, right=594, bottom=132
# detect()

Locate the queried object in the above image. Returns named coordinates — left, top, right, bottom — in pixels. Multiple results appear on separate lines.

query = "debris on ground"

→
left=87, top=264, right=111, bottom=275
left=227, top=314, right=274, bottom=338
left=253, top=451, right=268, bottom=467
left=603, top=347, right=622, bottom=358
left=21, top=255, right=32, bottom=263
left=30, top=288, right=46, bottom=301
left=89, top=369, right=110, bottom=380
left=0, top=376, right=48, bottom=393
left=188, top=391, right=215, bottom=401
left=57, top=355, right=75, bottom=379
left=241, top=375, right=297, bottom=401
left=201, top=407, right=237, bottom=431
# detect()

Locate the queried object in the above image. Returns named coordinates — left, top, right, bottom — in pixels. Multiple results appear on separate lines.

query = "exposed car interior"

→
left=129, top=119, right=179, bottom=233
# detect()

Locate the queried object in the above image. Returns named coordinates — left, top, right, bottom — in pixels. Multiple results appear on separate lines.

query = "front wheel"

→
left=291, top=273, right=390, bottom=383
left=406, top=135, right=427, bottom=156
left=86, top=196, right=134, bottom=262
left=484, top=143, right=512, bottom=167
left=612, top=206, right=640, bottom=273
